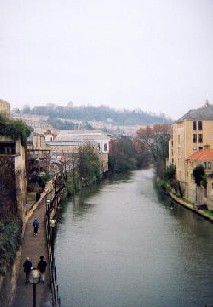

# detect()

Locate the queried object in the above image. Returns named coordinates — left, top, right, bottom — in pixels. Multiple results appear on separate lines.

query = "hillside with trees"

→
left=20, top=104, right=171, bottom=126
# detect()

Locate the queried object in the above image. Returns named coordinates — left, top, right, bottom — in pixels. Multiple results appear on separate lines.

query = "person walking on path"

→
left=23, top=257, right=33, bottom=283
left=11, top=186, right=54, bottom=307
left=33, top=218, right=39, bottom=236
left=37, top=256, right=48, bottom=283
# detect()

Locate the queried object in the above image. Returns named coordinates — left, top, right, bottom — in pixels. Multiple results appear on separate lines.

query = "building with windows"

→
left=27, top=132, right=51, bottom=185
left=168, top=101, right=213, bottom=205
left=46, top=130, right=110, bottom=173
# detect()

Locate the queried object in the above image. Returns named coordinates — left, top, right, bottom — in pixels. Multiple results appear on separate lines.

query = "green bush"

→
left=157, top=179, right=171, bottom=192
left=0, top=221, right=21, bottom=275
left=0, top=114, right=31, bottom=146
left=164, top=164, right=176, bottom=180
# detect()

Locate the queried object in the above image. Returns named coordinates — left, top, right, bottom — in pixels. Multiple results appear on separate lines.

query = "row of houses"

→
left=168, top=101, right=213, bottom=210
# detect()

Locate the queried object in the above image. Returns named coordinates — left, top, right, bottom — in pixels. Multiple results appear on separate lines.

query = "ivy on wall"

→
left=0, top=114, right=31, bottom=146
left=0, top=221, right=21, bottom=276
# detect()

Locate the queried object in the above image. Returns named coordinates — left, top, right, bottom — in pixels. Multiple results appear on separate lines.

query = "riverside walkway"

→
left=12, top=183, right=54, bottom=307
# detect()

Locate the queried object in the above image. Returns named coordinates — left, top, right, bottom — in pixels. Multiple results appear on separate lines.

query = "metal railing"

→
left=45, top=183, right=65, bottom=307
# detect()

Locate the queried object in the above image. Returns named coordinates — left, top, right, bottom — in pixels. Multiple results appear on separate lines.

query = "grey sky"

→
left=0, top=0, right=213, bottom=120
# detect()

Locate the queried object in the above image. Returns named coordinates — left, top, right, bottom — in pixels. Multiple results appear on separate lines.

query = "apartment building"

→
left=168, top=101, right=213, bottom=202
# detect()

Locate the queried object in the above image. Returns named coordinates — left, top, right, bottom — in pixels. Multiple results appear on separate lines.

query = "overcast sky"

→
left=0, top=0, right=213, bottom=120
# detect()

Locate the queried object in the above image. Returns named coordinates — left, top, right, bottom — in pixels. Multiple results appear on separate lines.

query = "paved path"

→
left=12, top=187, right=54, bottom=307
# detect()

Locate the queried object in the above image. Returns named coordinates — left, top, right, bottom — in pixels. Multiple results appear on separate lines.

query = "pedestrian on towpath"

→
left=33, top=219, right=39, bottom=236
left=37, top=256, right=47, bottom=283
left=23, top=257, right=33, bottom=283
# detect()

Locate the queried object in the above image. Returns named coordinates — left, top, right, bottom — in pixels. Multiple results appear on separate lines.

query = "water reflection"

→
left=55, top=169, right=213, bottom=307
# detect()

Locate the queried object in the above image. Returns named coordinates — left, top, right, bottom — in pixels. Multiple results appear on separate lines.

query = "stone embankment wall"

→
left=169, top=192, right=213, bottom=222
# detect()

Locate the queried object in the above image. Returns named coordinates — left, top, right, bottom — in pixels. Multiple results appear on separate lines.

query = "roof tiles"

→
left=187, top=149, right=213, bottom=161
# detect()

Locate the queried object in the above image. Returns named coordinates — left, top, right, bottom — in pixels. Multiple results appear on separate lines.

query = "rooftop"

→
left=187, top=149, right=213, bottom=161
left=177, top=101, right=213, bottom=122
left=55, top=130, right=110, bottom=142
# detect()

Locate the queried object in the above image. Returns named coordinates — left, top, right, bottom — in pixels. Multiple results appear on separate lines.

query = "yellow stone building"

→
left=168, top=101, right=213, bottom=202
left=185, top=149, right=213, bottom=209
left=0, top=99, right=10, bottom=117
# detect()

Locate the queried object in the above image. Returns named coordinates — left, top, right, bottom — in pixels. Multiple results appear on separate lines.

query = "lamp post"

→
left=46, top=199, right=51, bottom=215
left=50, top=219, right=56, bottom=253
left=29, top=268, right=40, bottom=307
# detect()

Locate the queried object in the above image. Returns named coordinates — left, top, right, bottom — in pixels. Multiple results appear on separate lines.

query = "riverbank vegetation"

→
left=64, top=143, right=102, bottom=196
left=108, top=124, right=171, bottom=177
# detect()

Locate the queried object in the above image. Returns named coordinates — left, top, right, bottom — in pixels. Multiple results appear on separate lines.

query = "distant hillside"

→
left=21, top=104, right=172, bottom=126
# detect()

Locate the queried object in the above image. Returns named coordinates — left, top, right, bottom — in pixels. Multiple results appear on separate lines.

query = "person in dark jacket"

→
left=33, top=219, right=39, bottom=236
left=23, top=257, right=33, bottom=283
left=37, top=256, right=47, bottom=283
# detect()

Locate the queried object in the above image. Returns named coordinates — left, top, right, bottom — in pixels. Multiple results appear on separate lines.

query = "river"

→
left=54, top=169, right=213, bottom=307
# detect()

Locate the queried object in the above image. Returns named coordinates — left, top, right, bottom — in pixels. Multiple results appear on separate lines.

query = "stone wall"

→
left=0, top=250, right=21, bottom=307
left=0, top=156, right=17, bottom=218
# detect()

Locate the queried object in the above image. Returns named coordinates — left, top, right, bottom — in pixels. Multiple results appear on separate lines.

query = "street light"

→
left=50, top=219, right=56, bottom=253
left=29, top=268, right=40, bottom=307
left=50, top=219, right=56, bottom=228
left=46, top=199, right=51, bottom=213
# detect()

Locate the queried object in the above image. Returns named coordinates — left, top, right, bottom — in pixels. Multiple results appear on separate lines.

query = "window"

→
left=178, top=135, right=180, bottom=145
left=104, top=143, right=108, bottom=151
left=193, top=134, right=197, bottom=143
left=193, top=121, right=197, bottom=130
left=198, top=134, right=203, bottom=143
left=208, top=162, right=211, bottom=169
left=0, top=142, right=16, bottom=155
left=198, top=121, right=203, bottom=130
left=204, top=162, right=207, bottom=169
